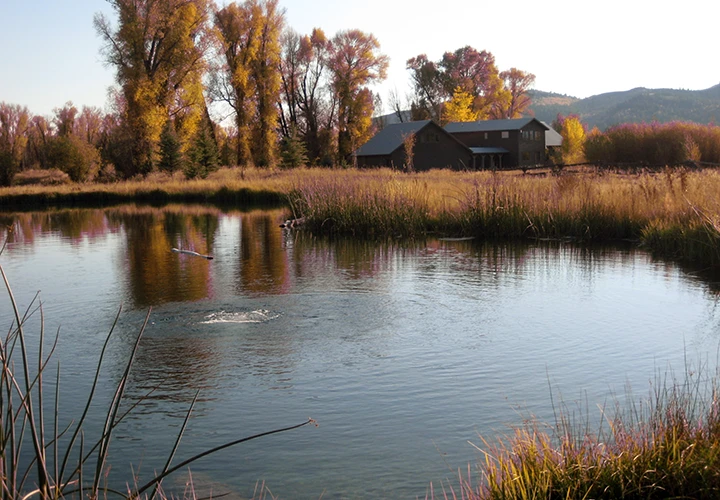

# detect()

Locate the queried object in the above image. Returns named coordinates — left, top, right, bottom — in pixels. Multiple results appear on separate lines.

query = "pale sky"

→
left=1, top=0, right=718, bottom=118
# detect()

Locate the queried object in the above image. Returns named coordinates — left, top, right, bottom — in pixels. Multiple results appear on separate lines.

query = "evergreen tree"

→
left=280, top=127, right=308, bottom=168
left=158, top=120, right=184, bottom=173
left=186, top=117, right=219, bottom=179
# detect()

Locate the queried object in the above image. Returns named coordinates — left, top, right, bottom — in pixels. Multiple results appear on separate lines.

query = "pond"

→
left=1, top=204, right=719, bottom=499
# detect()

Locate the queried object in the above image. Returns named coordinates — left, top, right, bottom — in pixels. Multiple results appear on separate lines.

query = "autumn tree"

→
left=407, top=47, right=533, bottom=122
left=553, top=114, right=586, bottom=164
left=279, top=27, right=335, bottom=164
left=0, top=103, right=30, bottom=186
left=327, top=29, right=388, bottom=162
left=251, top=0, right=284, bottom=166
left=95, top=0, right=211, bottom=177
left=406, top=54, right=444, bottom=121
left=492, top=68, right=535, bottom=119
left=443, top=86, right=478, bottom=124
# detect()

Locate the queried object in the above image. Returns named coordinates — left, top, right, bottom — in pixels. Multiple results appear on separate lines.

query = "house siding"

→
left=448, top=119, right=550, bottom=169
left=355, top=121, right=472, bottom=171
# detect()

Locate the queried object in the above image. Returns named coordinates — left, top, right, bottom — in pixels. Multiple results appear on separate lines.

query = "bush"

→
left=47, top=135, right=101, bottom=182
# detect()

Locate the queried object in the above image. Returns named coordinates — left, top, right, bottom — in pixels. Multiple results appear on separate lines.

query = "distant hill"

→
left=527, top=85, right=720, bottom=130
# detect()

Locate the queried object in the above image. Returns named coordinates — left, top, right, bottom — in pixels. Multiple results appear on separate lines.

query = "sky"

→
left=1, top=0, right=718, bottom=119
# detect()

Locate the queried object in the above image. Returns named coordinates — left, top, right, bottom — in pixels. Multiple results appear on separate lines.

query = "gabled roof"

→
left=354, top=120, right=433, bottom=156
left=445, top=118, right=550, bottom=133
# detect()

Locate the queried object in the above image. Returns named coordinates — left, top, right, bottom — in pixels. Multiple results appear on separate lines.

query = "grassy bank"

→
left=287, top=167, right=720, bottom=268
left=2, top=166, right=720, bottom=268
left=431, top=366, right=720, bottom=499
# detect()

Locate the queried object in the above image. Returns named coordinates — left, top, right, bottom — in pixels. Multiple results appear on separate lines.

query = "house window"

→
left=501, top=131, right=509, bottom=139
left=522, top=151, right=531, bottom=162
left=484, top=132, right=488, bottom=140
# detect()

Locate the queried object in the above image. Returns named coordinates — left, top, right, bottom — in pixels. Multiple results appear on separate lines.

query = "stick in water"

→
left=171, top=248, right=214, bottom=260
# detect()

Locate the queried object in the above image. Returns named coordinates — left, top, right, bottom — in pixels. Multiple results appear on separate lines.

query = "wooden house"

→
left=445, top=118, right=552, bottom=169
left=353, top=120, right=472, bottom=171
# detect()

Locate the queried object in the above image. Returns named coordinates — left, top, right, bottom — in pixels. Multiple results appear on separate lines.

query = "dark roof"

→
left=470, top=147, right=509, bottom=154
left=354, top=120, right=432, bottom=156
left=445, top=118, right=550, bottom=133
left=543, top=123, right=563, bottom=147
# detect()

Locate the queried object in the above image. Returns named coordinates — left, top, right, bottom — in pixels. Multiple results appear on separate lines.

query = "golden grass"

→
left=2, top=166, right=719, bottom=266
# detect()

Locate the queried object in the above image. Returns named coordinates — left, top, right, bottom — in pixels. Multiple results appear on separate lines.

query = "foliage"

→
left=95, top=0, right=211, bottom=176
left=159, top=120, right=185, bottom=173
left=46, top=134, right=101, bottom=182
left=0, top=102, right=30, bottom=186
left=583, top=121, right=720, bottom=166
left=327, top=29, right=389, bottom=162
left=493, top=68, right=535, bottom=118
left=280, top=126, right=308, bottom=168
left=407, top=47, right=532, bottom=123
left=552, top=114, right=586, bottom=164
left=443, top=86, right=479, bottom=124
left=185, top=115, right=219, bottom=179
left=402, top=132, right=416, bottom=172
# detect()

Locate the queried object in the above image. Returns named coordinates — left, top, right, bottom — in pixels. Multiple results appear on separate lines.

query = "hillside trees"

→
left=95, top=0, right=212, bottom=177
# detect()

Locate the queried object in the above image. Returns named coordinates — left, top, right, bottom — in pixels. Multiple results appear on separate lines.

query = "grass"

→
left=427, top=363, right=720, bottom=499
left=2, top=165, right=720, bottom=267
left=0, top=230, right=314, bottom=499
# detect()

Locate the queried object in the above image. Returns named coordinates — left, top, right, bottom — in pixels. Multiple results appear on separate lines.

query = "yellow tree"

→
left=554, top=115, right=586, bottom=164
left=95, top=0, right=211, bottom=177
left=214, top=1, right=262, bottom=167
left=327, top=29, right=388, bottom=162
left=443, top=86, right=478, bottom=124
left=491, top=68, right=535, bottom=119
left=251, top=0, right=285, bottom=167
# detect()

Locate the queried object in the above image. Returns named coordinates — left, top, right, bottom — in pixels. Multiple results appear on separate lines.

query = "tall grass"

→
left=0, top=231, right=313, bottom=499
left=425, top=364, right=720, bottom=499
left=291, top=167, right=720, bottom=267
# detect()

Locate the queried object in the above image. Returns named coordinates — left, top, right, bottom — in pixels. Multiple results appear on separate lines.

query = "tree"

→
left=46, top=134, right=101, bottom=182
left=158, top=120, right=184, bottom=173
left=186, top=113, right=219, bottom=179
left=279, top=27, right=335, bottom=165
left=279, top=126, right=308, bottom=168
left=95, top=0, right=211, bottom=176
left=443, top=86, right=478, bottom=124
left=439, top=46, right=504, bottom=119
left=402, top=132, right=416, bottom=172
left=0, top=103, right=30, bottom=186
left=327, top=29, right=388, bottom=162
left=492, top=68, right=535, bottom=119
left=251, top=0, right=285, bottom=167
left=406, top=54, right=444, bottom=121
left=553, top=114, right=586, bottom=164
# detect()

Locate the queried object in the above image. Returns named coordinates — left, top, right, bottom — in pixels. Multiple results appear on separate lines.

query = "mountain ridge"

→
left=527, top=84, right=720, bottom=130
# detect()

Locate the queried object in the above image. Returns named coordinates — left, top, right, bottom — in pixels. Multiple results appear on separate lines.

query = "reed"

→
left=0, top=231, right=314, bottom=499
left=427, top=364, right=720, bottom=499
left=2, top=166, right=720, bottom=267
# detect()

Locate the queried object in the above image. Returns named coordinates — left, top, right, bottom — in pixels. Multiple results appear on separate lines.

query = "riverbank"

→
left=2, top=166, right=719, bottom=268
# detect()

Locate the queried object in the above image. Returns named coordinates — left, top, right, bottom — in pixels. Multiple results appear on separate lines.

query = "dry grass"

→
left=2, top=166, right=720, bottom=266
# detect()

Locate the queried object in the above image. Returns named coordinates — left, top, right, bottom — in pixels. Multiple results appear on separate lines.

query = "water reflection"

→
left=3, top=205, right=720, bottom=498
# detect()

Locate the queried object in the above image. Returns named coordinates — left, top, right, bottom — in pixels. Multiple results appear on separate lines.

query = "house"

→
left=445, top=118, right=553, bottom=169
left=354, top=120, right=472, bottom=171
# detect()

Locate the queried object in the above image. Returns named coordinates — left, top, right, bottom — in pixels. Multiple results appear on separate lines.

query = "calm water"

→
left=1, top=205, right=719, bottom=499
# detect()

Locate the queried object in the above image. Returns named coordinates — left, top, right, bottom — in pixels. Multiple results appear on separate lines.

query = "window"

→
left=501, top=131, right=509, bottom=139
left=484, top=132, right=488, bottom=140
left=522, top=151, right=531, bottom=162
